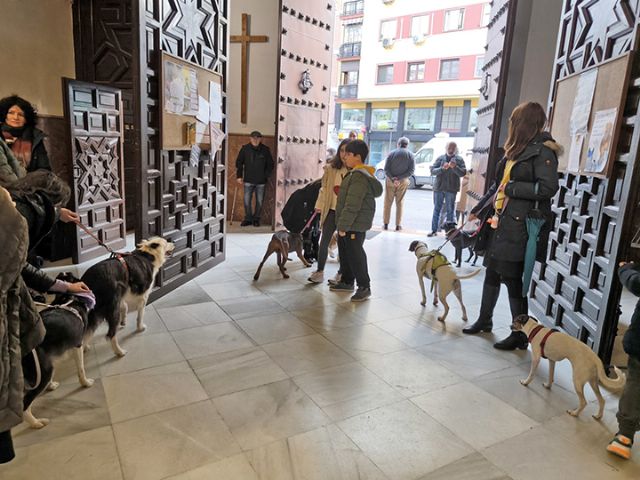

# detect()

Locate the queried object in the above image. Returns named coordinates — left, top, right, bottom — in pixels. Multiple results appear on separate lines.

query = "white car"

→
left=375, top=134, right=474, bottom=189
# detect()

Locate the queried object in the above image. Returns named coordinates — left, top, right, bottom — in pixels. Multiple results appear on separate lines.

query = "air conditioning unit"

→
left=382, top=0, right=395, bottom=5
left=382, top=37, right=395, bottom=49
left=413, top=34, right=427, bottom=45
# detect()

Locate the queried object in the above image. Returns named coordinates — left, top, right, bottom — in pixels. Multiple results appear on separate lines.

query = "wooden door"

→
left=64, top=79, right=127, bottom=263
left=530, top=0, right=640, bottom=362
left=275, top=1, right=336, bottom=226
left=467, top=0, right=517, bottom=205
left=136, top=0, right=228, bottom=299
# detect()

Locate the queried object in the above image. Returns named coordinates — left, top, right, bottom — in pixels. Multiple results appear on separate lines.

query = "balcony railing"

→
left=338, top=85, right=358, bottom=99
left=342, top=1, right=364, bottom=16
left=339, top=42, right=361, bottom=59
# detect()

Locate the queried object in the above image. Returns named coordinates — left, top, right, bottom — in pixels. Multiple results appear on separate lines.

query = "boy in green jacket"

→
left=331, top=140, right=383, bottom=302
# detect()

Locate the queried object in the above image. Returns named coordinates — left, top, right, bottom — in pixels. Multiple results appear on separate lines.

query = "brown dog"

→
left=254, top=231, right=312, bottom=280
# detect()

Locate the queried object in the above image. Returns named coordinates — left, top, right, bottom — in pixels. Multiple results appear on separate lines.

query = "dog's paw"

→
left=283, top=274, right=290, bottom=279
left=462, top=316, right=468, bottom=322
left=46, top=381, right=60, bottom=391
left=253, top=275, right=259, bottom=281
left=543, top=382, right=552, bottom=389
left=136, top=324, right=147, bottom=333
left=519, top=379, right=530, bottom=386
left=420, top=300, right=426, bottom=306
left=30, top=418, right=50, bottom=429
left=83, top=344, right=92, bottom=352
left=115, top=348, right=128, bottom=358
left=592, top=413, right=603, bottom=421
left=567, top=409, right=580, bottom=417
left=437, top=316, right=445, bottom=323
left=80, top=377, right=95, bottom=388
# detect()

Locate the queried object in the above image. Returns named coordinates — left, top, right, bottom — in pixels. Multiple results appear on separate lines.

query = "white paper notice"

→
left=209, top=81, right=223, bottom=123
left=197, top=96, right=210, bottom=124
left=585, top=108, right=617, bottom=173
left=570, top=68, right=598, bottom=136
left=567, top=134, right=584, bottom=173
left=209, top=122, right=226, bottom=152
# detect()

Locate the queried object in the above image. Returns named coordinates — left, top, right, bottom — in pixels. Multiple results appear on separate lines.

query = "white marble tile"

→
left=262, top=334, right=354, bottom=376
left=113, top=400, right=240, bottom=480
left=374, top=316, right=453, bottom=347
left=213, top=379, right=329, bottom=450
left=412, top=381, right=538, bottom=449
left=293, top=362, right=404, bottom=421
left=339, top=297, right=415, bottom=323
left=194, top=267, right=244, bottom=286
left=171, top=322, right=254, bottom=360
left=156, top=302, right=232, bottom=331
left=247, top=424, right=387, bottom=480
left=95, top=332, right=185, bottom=377
left=338, top=400, right=473, bottom=480
left=201, top=279, right=264, bottom=301
left=321, top=324, right=410, bottom=359
left=236, top=311, right=315, bottom=345
left=12, top=379, right=110, bottom=448
left=290, top=303, right=367, bottom=331
left=418, top=453, right=511, bottom=480
left=483, top=425, right=630, bottom=480
left=164, top=454, right=259, bottom=480
left=268, top=290, right=333, bottom=310
left=152, top=281, right=213, bottom=309
left=360, top=349, right=463, bottom=397
left=189, top=347, right=289, bottom=398
left=102, top=361, right=208, bottom=423
left=217, top=294, right=287, bottom=319
left=0, top=426, right=121, bottom=480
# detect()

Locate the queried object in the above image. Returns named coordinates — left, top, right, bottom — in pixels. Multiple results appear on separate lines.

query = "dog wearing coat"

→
left=254, top=230, right=312, bottom=280
left=513, top=314, right=626, bottom=419
left=408, top=240, right=481, bottom=322
left=442, top=221, right=478, bottom=268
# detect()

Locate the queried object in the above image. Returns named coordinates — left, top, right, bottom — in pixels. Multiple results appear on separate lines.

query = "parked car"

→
left=375, top=134, right=474, bottom=188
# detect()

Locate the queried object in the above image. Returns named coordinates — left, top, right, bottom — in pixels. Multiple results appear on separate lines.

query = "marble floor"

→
left=1, top=230, right=638, bottom=480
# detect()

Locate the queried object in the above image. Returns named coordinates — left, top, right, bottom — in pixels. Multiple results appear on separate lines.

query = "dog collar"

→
left=528, top=324, right=558, bottom=359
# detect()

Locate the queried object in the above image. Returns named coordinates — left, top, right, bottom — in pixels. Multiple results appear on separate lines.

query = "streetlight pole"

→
left=387, top=120, right=397, bottom=153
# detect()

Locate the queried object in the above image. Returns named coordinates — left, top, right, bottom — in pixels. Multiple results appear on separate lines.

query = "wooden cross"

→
left=231, top=14, right=268, bottom=124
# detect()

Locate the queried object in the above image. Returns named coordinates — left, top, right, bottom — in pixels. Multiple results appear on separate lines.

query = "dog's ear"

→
left=409, top=240, right=419, bottom=252
left=147, top=242, right=160, bottom=250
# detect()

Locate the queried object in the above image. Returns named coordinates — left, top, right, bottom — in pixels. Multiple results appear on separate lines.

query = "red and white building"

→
left=333, top=0, right=489, bottom=164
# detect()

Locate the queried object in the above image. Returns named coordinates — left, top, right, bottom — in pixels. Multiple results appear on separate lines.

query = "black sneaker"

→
left=351, top=287, right=371, bottom=302
left=253, top=220, right=260, bottom=226
left=383, top=224, right=389, bottom=230
left=427, top=231, right=437, bottom=237
left=329, top=282, right=354, bottom=292
left=396, top=225, right=402, bottom=231
left=241, top=220, right=252, bottom=227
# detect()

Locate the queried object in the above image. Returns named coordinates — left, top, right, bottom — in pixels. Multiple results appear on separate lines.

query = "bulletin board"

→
left=161, top=52, right=223, bottom=151
left=550, top=53, right=631, bottom=178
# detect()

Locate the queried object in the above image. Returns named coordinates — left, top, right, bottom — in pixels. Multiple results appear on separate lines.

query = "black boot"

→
left=494, top=331, right=528, bottom=350
left=462, top=285, right=500, bottom=334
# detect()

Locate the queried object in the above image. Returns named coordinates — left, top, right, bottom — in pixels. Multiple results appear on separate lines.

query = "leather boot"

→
left=462, top=285, right=500, bottom=334
left=494, top=331, right=528, bottom=350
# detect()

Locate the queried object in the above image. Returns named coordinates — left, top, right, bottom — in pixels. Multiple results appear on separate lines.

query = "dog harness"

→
left=417, top=250, right=451, bottom=293
left=527, top=324, right=559, bottom=359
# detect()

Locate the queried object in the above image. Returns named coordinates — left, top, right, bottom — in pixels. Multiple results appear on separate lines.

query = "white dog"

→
left=408, top=240, right=481, bottom=322
left=513, top=314, right=626, bottom=419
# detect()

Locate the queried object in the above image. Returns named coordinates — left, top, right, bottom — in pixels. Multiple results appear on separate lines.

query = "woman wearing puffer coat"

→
left=462, top=102, right=560, bottom=350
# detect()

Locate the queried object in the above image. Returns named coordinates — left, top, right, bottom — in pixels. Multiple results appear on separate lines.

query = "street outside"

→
left=372, top=184, right=436, bottom=233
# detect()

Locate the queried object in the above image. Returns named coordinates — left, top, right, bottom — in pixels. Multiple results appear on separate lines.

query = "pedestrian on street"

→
left=428, top=142, right=466, bottom=236
left=235, top=131, right=274, bottom=227
left=382, top=137, right=415, bottom=231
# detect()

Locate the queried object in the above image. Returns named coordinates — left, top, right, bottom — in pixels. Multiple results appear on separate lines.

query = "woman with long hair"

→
left=462, top=102, right=560, bottom=350
left=308, top=139, right=350, bottom=284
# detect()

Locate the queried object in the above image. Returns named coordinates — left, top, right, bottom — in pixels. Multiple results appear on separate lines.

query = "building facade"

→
left=333, top=0, right=489, bottom=164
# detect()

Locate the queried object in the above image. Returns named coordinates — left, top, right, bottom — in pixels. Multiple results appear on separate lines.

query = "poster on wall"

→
left=570, top=68, right=598, bottom=136
left=209, top=81, right=223, bottom=123
left=164, top=59, right=199, bottom=115
left=585, top=108, right=617, bottom=174
left=567, top=134, right=584, bottom=173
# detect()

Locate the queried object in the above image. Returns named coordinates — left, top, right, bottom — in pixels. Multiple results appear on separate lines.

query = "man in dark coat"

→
left=235, top=131, right=274, bottom=227
left=607, top=261, right=640, bottom=459
left=429, top=142, right=466, bottom=236
left=383, top=137, right=415, bottom=231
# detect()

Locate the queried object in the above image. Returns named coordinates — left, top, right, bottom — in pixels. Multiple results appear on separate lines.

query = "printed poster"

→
left=570, top=68, right=598, bottom=136
left=585, top=108, right=617, bottom=174
left=196, top=96, right=210, bottom=124
left=164, top=60, right=199, bottom=115
left=209, top=81, right=223, bottom=123
left=567, top=134, right=584, bottom=173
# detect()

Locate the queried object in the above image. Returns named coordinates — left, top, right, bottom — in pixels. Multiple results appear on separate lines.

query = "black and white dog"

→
left=443, top=221, right=479, bottom=268
left=81, top=237, right=174, bottom=358
left=23, top=273, right=96, bottom=429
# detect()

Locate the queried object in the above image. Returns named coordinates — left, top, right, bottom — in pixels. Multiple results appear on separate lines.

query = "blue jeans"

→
left=432, top=191, right=456, bottom=232
left=243, top=183, right=265, bottom=222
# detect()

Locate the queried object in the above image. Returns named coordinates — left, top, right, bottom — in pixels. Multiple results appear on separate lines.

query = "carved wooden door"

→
left=530, top=0, right=640, bottom=362
left=64, top=79, right=127, bottom=263
left=137, top=0, right=228, bottom=299
left=275, top=1, right=336, bottom=227
left=467, top=0, right=516, bottom=206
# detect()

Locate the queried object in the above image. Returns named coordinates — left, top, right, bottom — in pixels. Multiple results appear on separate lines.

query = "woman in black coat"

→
left=463, top=102, right=560, bottom=350
left=0, top=95, right=51, bottom=173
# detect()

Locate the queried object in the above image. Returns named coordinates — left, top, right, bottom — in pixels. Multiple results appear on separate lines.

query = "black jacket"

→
left=11, top=191, right=57, bottom=253
left=471, top=133, right=560, bottom=263
left=26, top=127, right=51, bottom=172
left=22, top=263, right=56, bottom=293
left=236, top=143, right=274, bottom=185
left=384, top=148, right=415, bottom=180
left=431, top=154, right=466, bottom=192
left=619, top=263, right=640, bottom=361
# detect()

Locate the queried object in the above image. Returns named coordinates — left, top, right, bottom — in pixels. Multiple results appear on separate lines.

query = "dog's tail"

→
left=456, top=268, right=482, bottom=280
left=596, top=361, right=626, bottom=391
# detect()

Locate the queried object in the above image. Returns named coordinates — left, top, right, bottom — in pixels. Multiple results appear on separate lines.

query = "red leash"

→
left=300, top=210, right=319, bottom=234
left=76, top=221, right=130, bottom=281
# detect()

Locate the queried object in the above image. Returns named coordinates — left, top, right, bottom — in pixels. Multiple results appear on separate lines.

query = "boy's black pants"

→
left=337, top=231, right=370, bottom=289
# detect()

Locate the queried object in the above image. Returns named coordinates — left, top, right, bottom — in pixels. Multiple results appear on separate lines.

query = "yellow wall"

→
left=0, top=0, right=76, bottom=116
